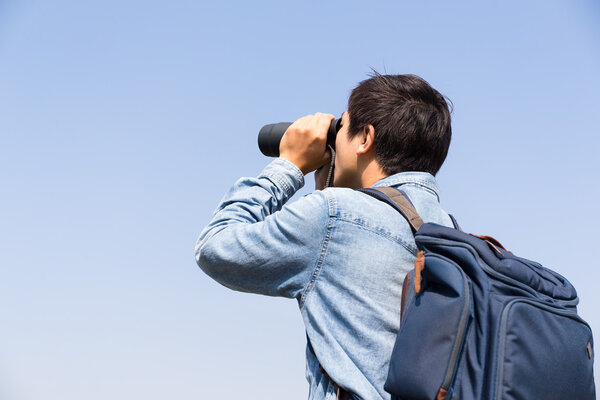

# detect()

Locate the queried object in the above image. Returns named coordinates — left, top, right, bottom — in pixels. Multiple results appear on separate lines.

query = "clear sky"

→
left=0, top=1, right=599, bottom=399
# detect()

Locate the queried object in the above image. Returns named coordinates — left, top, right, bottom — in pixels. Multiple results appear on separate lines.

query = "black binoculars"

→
left=258, top=118, right=341, bottom=157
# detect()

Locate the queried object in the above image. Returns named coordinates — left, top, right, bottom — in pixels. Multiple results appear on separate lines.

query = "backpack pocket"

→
left=385, top=254, right=473, bottom=400
left=494, top=299, right=595, bottom=400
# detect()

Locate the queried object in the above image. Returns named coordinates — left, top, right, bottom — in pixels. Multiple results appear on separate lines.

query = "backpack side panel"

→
left=384, top=254, right=473, bottom=399
left=413, top=224, right=594, bottom=400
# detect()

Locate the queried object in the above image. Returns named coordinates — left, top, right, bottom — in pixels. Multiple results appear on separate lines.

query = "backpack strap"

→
left=448, top=214, right=461, bottom=231
left=359, top=187, right=424, bottom=233
left=361, top=187, right=462, bottom=233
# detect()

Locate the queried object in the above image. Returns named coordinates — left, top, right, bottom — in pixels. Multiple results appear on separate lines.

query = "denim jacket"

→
left=195, top=158, right=454, bottom=400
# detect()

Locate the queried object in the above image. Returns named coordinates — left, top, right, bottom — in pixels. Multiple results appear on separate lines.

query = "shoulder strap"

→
left=359, top=187, right=424, bottom=233
left=448, top=214, right=461, bottom=231
left=361, top=187, right=462, bottom=232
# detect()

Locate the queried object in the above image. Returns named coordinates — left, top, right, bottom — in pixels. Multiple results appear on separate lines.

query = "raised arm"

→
left=195, top=158, right=330, bottom=299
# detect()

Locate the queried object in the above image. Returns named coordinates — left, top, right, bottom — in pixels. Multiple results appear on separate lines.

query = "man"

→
left=195, top=73, right=454, bottom=400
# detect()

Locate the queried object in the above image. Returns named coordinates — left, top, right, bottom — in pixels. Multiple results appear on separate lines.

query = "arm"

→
left=195, top=113, right=334, bottom=299
left=195, top=158, right=330, bottom=299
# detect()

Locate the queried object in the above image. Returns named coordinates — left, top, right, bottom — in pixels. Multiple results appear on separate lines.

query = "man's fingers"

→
left=314, top=112, right=335, bottom=119
left=314, top=148, right=332, bottom=172
left=280, top=113, right=335, bottom=175
left=314, top=113, right=335, bottom=135
left=287, top=113, right=334, bottom=142
left=314, top=112, right=335, bottom=120
left=288, top=114, right=313, bottom=131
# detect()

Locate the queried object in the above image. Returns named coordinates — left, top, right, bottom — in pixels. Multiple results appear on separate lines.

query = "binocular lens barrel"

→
left=258, top=118, right=340, bottom=157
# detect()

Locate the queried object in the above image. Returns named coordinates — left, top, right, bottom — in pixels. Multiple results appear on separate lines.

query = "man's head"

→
left=332, top=73, right=452, bottom=188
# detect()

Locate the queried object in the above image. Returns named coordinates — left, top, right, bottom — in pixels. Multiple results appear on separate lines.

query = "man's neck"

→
left=359, top=161, right=388, bottom=188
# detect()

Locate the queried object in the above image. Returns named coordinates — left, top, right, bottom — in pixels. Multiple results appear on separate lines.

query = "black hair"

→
left=347, top=73, right=452, bottom=176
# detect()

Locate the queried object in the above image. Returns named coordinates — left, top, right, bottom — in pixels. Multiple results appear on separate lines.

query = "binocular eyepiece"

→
left=258, top=118, right=341, bottom=157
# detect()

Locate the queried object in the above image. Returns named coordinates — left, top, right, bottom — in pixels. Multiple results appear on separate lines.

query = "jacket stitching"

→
left=407, top=182, right=439, bottom=200
left=299, top=199, right=336, bottom=309
left=271, top=174, right=292, bottom=196
left=334, top=217, right=418, bottom=256
left=375, top=178, right=437, bottom=191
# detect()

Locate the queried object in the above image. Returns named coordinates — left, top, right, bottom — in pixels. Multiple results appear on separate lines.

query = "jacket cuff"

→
left=259, top=158, right=305, bottom=197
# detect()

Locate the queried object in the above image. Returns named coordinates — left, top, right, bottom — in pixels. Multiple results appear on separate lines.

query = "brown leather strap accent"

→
left=319, top=365, right=350, bottom=400
left=337, top=387, right=350, bottom=400
left=414, top=250, right=425, bottom=293
left=474, top=235, right=507, bottom=250
left=371, top=187, right=424, bottom=232
left=473, top=234, right=512, bottom=256
left=436, top=388, right=448, bottom=400
left=400, top=272, right=411, bottom=321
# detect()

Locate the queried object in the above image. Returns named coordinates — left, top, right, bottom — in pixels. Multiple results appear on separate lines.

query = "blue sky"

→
left=0, top=1, right=599, bottom=399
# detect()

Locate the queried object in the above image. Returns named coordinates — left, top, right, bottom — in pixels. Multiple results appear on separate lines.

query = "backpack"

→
left=358, top=187, right=596, bottom=400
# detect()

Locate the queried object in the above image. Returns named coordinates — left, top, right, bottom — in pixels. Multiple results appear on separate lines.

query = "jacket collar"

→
left=371, top=171, right=441, bottom=201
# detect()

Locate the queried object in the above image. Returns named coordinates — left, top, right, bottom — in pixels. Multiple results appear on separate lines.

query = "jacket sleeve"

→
left=195, top=158, right=330, bottom=300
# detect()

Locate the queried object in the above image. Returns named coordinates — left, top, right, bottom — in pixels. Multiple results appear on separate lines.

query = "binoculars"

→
left=258, top=118, right=341, bottom=157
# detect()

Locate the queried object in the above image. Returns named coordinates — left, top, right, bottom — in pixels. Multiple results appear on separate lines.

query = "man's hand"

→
left=279, top=113, right=334, bottom=175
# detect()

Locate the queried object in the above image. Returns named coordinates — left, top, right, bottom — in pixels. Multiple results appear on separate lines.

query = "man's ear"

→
left=356, top=124, right=375, bottom=155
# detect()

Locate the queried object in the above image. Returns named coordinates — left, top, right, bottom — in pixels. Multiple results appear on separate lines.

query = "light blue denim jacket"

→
left=195, top=158, right=454, bottom=400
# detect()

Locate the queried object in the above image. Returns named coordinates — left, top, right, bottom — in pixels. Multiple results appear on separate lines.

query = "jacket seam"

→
left=374, top=179, right=440, bottom=201
left=335, top=216, right=418, bottom=256
left=299, top=196, right=336, bottom=309
left=405, top=182, right=439, bottom=201
left=259, top=164, right=304, bottom=198
left=268, top=173, right=293, bottom=197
